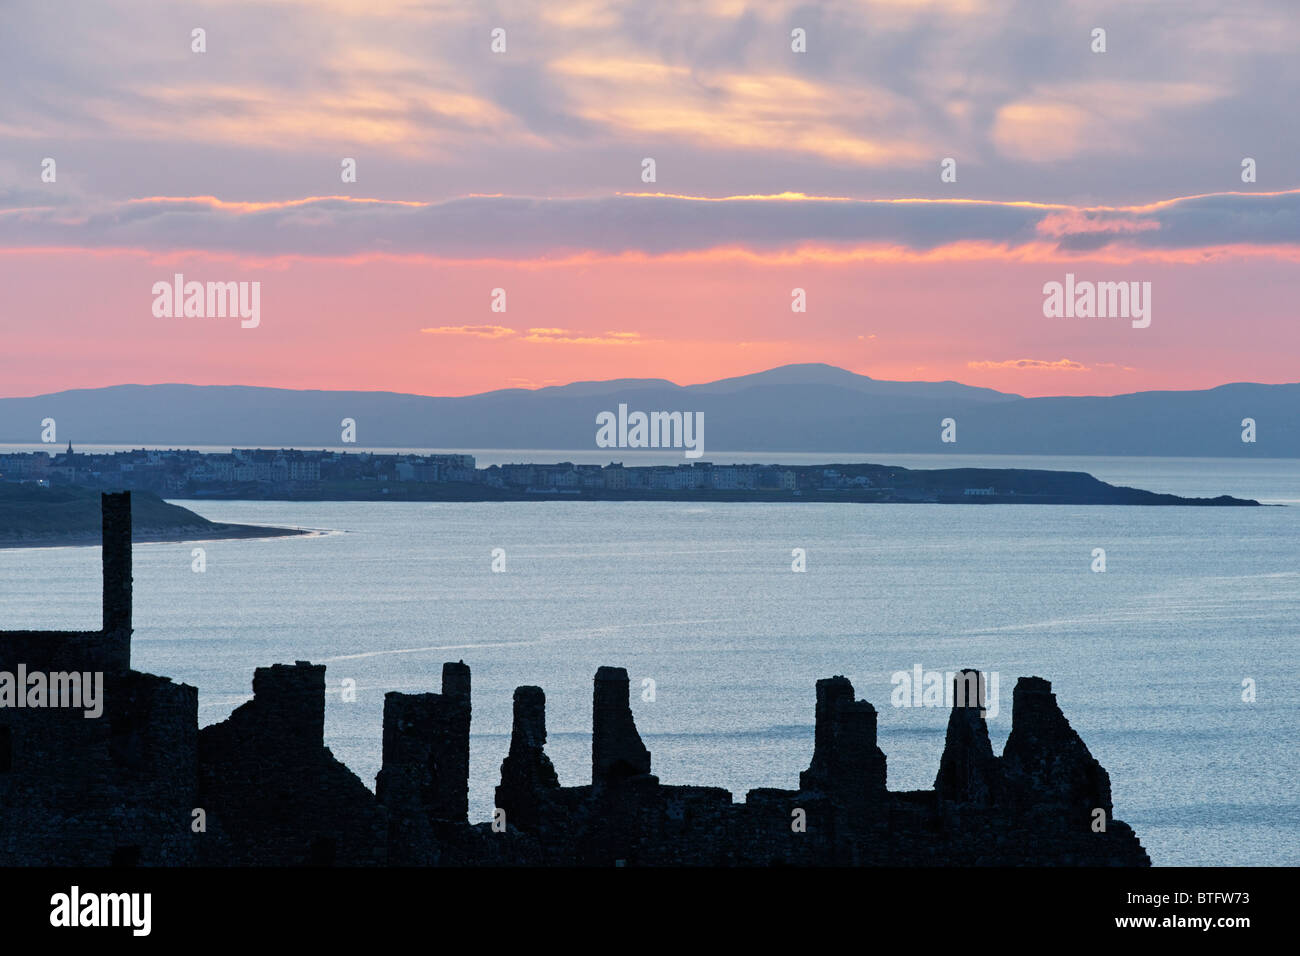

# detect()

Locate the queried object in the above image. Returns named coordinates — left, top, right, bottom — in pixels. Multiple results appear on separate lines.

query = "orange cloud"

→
left=968, top=358, right=1090, bottom=371
left=549, top=57, right=929, bottom=165
left=992, top=82, right=1224, bottom=162
left=420, top=325, right=515, bottom=338
left=521, top=329, right=647, bottom=345
left=418, top=325, right=647, bottom=346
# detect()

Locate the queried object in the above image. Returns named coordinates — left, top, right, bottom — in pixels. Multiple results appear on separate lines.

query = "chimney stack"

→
left=101, top=492, right=132, bottom=649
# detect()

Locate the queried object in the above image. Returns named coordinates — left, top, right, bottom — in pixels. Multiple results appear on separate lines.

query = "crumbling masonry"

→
left=0, top=494, right=1150, bottom=866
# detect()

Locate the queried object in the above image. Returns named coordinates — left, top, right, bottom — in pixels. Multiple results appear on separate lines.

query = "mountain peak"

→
left=692, top=363, right=875, bottom=393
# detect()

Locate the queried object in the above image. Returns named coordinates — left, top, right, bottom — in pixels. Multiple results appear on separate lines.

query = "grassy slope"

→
left=0, top=485, right=215, bottom=535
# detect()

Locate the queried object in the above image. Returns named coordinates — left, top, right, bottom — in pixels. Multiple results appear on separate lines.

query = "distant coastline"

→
left=1, top=450, right=1262, bottom=524
left=174, top=484, right=1260, bottom=506
left=0, top=484, right=309, bottom=549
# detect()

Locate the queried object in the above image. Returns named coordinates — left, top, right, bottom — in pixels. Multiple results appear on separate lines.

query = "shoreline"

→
left=169, top=488, right=1263, bottom=506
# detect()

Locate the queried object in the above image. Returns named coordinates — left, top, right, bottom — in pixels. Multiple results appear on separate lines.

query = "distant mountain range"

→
left=2, top=364, right=1296, bottom=456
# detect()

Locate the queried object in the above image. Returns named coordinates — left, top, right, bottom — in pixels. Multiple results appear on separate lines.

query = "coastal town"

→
left=0, top=444, right=879, bottom=498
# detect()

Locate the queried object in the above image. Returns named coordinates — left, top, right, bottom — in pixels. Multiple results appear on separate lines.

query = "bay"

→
left=2, top=454, right=1296, bottom=865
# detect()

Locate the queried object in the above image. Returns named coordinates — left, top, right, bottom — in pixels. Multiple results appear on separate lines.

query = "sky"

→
left=1, top=0, right=1298, bottom=398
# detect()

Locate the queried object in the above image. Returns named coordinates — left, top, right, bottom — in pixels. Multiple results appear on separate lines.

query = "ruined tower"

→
left=496, top=685, right=561, bottom=830
left=798, top=675, right=887, bottom=810
left=591, top=666, right=651, bottom=784
left=1001, top=676, right=1114, bottom=819
left=933, top=669, right=1001, bottom=806
left=374, top=660, right=473, bottom=862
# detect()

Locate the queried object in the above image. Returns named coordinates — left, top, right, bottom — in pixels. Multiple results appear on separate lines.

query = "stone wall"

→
left=197, top=662, right=386, bottom=866
left=464, top=665, right=1149, bottom=867
left=374, top=661, right=471, bottom=864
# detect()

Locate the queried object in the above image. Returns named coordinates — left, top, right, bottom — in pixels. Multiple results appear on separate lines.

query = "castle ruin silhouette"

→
left=0, top=493, right=1150, bottom=866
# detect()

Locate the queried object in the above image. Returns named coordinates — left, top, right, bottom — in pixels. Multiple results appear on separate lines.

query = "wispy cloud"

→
left=521, top=328, right=646, bottom=346
left=420, top=325, right=515, bottom=338
left=420, top=325, right=646, bottom=346
left=968, top=358, right=1090, bottom=371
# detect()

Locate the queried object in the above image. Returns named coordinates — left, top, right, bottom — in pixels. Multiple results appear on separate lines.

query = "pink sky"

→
left=2, top=236, right=1295, bottom=398
left=2, top=0, right=1297, bottom=399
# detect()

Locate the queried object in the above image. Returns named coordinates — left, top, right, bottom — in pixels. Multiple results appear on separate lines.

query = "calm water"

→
left=2, top=455, right=1297, bottom=866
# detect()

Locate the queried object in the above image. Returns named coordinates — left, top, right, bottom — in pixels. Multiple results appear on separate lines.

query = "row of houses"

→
left=0, top=447, right=477, bottom=492
left=1, top=447, right=892, bottom=496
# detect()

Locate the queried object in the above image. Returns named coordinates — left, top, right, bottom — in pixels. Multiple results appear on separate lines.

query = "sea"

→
left=2, top=452, right=1297, bottom=866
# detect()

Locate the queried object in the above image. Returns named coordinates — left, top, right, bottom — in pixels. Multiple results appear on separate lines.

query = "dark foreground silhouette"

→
left=0, top=493, right=1149, bottom=866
